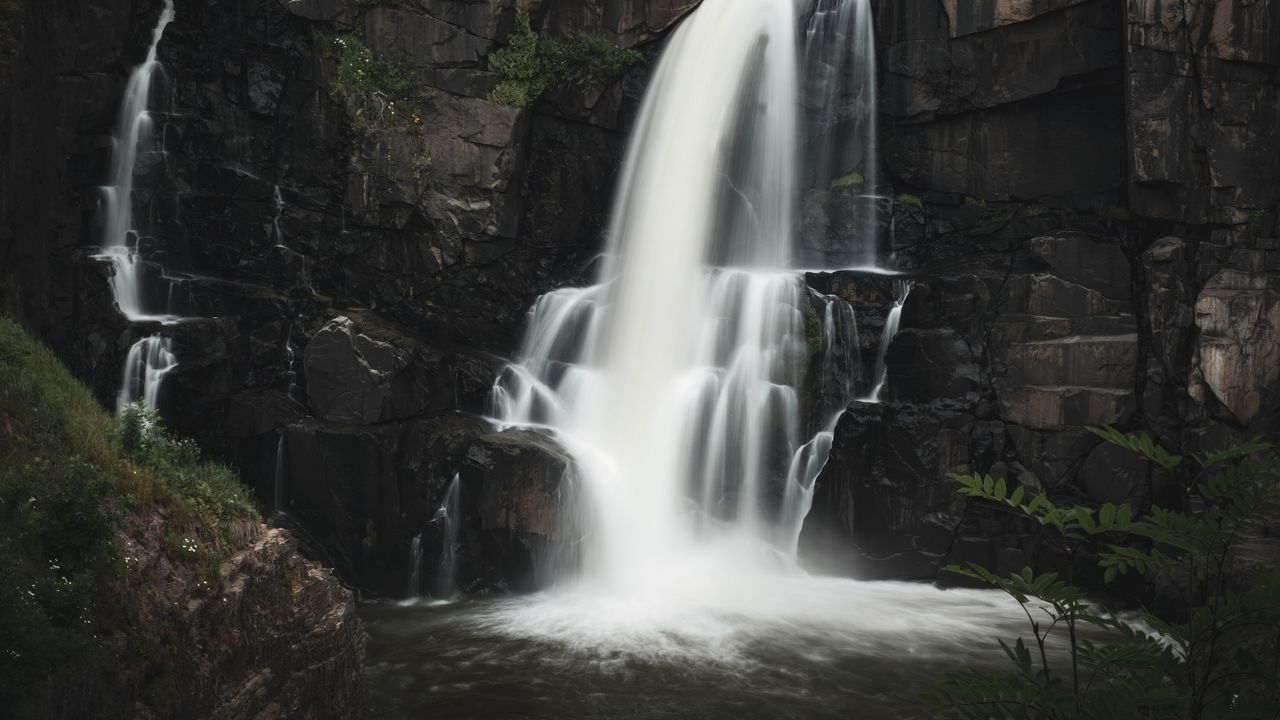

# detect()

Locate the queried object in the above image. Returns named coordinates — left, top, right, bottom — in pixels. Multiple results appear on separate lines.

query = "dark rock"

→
left=801, top=402, right=973, bottom=580
left=464, top=429, right=575, bottom=592
left=1192, top=269, right=1280, bottom=424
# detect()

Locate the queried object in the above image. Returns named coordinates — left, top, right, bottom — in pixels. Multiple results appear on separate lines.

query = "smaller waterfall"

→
left=273, top=429, right=288, bottom=513
left=97, top=0, right=176, bottom=323
left=271, top=185, right=286, bottom=249
left=801, top=0, right=880, bottom=269
left=432, top=474, right=462, bottom=600
left=406, top=533, right=424, bottom=598
left=865, top=282, right=911, bottom=402
left=98, top=0, right=182, bottom=418
left=116, top=335, right=177, bottom=415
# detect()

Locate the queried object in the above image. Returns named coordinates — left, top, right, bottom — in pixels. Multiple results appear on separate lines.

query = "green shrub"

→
left=487, top=9, right=641, bottom=107
left=926, top=427, right=1280, bottom=719
left=330, top=34, right=426, bottom=126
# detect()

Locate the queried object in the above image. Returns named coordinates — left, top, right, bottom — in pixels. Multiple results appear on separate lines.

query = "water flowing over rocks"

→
left=0, top=0, right=1276, bottom=609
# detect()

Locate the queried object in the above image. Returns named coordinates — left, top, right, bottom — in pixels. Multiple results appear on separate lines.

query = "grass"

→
left=0, top=317, right=256, bottom=716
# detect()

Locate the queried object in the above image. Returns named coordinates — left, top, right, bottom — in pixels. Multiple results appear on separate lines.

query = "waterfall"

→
left=491, top=0, right=875, bottom=598
left=273, top=429, right=288, bottom=513
left=800, top=0, right=880, bottom=269
left=96, top=0, right=176, bottom=323
left=406, top=533, right=424, bottom=598
left=116, top=335, right=177, bottom=412
left=96, top=0, right=179, bottom=417
left=865, top=282, right=911, bottom=403
left=432, top=474, right=461, bottom=601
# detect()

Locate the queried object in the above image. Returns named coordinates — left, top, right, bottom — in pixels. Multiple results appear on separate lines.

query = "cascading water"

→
left=799, top=0, right=881, bottom=269
left=406, top=533, right=424, bottom=599
left=367, top=2, right=1075, bottom=713
left=98, top=0, right=175, bottom=324
left=492, top=0, right=833, bottom=596
left=116, top=335, right=177, bottom=411
left=97, top=0, right=180, bottom=416
left=865, top=281, right=911, bottom=403
left=432, top=474, right=461, bottom=601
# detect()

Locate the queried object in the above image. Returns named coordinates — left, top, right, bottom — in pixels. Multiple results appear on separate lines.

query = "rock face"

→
left=63, top=519, right=365, bottom=720
left=803, top=223, right=1279, bottom=580
left=1, top=0, right=1278, bottom=598
left=790, top=0, right=1275, bottom=582
left=1192, top=269, right=1280, bottom=425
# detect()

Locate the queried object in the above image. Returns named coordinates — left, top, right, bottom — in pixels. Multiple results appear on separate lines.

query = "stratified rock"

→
left=1028, top=231, right=1131, bottom=300
left=1193, top=269, right=1280, bottom=424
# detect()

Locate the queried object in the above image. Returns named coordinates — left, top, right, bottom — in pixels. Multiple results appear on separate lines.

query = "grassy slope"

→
left=0, top=317, right=257, bottom=716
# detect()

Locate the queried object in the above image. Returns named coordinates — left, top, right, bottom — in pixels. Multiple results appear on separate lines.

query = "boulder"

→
left=464, top=430, right=576, bottom=591
left=1193, top=270, right=1280, bottom=424
left=305, top=316, right=437, bottom=424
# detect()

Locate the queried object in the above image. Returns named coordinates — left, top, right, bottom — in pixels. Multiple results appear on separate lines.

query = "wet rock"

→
left=801, top=402, right=973, bottom=580
left=1193, top=270, right=1280, bottom=424
left=464, top=429, right=575, bottom=591
left=303, top=314, right=463, bottom=425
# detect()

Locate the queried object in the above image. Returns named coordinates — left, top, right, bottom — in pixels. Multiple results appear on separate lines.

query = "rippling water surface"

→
left=362, top=577, right=1057, bottom=720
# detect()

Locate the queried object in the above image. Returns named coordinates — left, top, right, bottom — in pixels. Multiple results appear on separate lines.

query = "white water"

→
left=98, top=1, right=181, bottom=417
left=407, top=533, right=424, bottom=598
left=97, top=0, right=176, bottom=324
left=116, top=335, right=177, bottom=412
left=487, top=0, right=931, bottom=641
left=801, top=0, right=881, bottom=268
left=432, top=474, right=462, bottom=600
left=865, top=281, right=911, bottom=403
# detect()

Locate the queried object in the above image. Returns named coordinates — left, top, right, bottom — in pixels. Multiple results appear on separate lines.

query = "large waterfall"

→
left=491, top=0, right=873, bottom=604
left=96, top=0, right=178, bottom=414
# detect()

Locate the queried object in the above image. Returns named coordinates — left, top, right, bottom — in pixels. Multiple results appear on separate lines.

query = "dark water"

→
left=360, top=581, right=1046, bottom=720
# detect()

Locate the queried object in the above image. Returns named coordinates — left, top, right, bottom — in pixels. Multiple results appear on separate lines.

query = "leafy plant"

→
left=330, top=34, right=426, bottom=126
left=926, top=427, right=1280, bottom=719
left=487, top=9, right=641, bottom=108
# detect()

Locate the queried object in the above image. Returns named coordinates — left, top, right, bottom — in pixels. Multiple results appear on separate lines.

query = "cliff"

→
left=0, top=0, right=1276, bottom=596
left=0, top=317, right=364, bottom=718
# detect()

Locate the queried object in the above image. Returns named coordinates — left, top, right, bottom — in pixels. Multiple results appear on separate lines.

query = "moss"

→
left=829, top=172, right=864, bottom=191
left=330, top=34, right=426, bottom=127
left=896, top=193, right=924, bottom=209
left=803, top=294, right=824, bottom=351
left=487, top=9, right=642, bottom=108
left=0, top=318, right=257, bottom=714
left=962, top=195, right=987, bottom=209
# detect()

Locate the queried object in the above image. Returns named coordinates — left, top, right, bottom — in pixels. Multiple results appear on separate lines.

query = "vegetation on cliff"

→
left=928, top=428, right=1280, bottom=719
left=0, top=318, right=256, bottom=717
left=330, top=33, right=426, bottom=127
left=488, top=9, right=642, bottom=108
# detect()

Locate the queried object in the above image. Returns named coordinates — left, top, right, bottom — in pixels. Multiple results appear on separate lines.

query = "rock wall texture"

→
left=0, top=0, right=698, bottom=597
left=49, top=517, right=364, bottom=720
left=803, top=0, right=1280, bottom=581
left=1, top=0, right=1277, bottom=596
